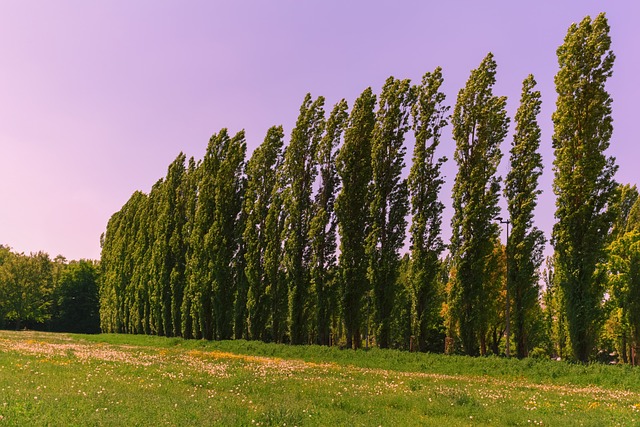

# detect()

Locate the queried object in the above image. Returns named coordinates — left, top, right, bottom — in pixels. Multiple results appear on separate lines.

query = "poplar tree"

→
left=149, top=178, right=170, bottom=336
left=266, top=160, right=288, bottom=343
left=244, top=126, right=285, bottom=341
left=552, top=13, right=617, bottom=362
left=504, top=75, right=545, bottom=358
left=167, top=154, right=189, bottom=337
left=149, top=154, right=188, bottom=336
left=408, top=67, right=449, bottom=352
left=180, top=157, right=200, bottom=338
left=100, top=191, right=148, bottom=333
left=210, top=130, right=246, bottom=340
left=450, top=53, right=509, bottom=356
left=185, top=130, right=228, bottom=339
left=129, top=190, right=153, bottom=335
left=335, top=88, right=376, bottom=349
left=283, top=94, right=325, bottom=344
left=367, top=77, right=413, bottom=349
left=310, top=100, right=348, bottom=346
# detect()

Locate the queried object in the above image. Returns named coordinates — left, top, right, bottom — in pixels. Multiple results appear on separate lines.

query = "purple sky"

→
left=1, top=1, right=638, bottom=261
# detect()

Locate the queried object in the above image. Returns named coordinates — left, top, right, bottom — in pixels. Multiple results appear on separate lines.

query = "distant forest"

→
left=0, top=246, right=99, bottom=334
left=5, top=13, right=638, bottom=364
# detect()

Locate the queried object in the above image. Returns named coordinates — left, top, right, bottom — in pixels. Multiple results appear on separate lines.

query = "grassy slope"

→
left=1, top=331, right=639, bottom=426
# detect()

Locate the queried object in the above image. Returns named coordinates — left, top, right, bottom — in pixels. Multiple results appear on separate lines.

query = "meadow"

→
left=0, top=331, right=639, bottom=426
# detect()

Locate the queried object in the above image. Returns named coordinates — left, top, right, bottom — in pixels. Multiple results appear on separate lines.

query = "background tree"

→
left=52, top=260, right=100, bottom=333
left=450, top=53, right=509, bottom=356
left=335, top=87, right=376, bottom=349
left=606, top=230, right=640, bottom=365
left=310, top=100, right=348, bottom=346
left=283, top=94, right=325, bottom=344
left=485, top=241, right=506, bottom=355
left=552, top=13, right=617, bottom=362
left=604, top=187, right=640, bottom=363
left=504, top=75, right=546, bottom=358
left=541, top=255, right=571, bottom=359
left=367, top=76, right=412, bottom=349
left=408, top=67, right=449, bottom=352
left=0, top=251, right=53, bottom=330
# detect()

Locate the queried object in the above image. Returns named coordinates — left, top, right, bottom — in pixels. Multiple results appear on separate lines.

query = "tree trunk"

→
left=621, top=333, right=628, bottom=364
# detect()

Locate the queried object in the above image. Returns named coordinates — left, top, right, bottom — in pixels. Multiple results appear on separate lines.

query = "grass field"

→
left=0, top=331, right=639, bottom=426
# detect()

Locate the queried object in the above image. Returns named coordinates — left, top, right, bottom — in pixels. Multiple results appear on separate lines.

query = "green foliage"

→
left=408, top=67, right=449, bottom=352
left=100, top=191, right=149, bottom=333
left=244, top=126, right=286, bottom=342
left=607, top=230, right=640, bottom=364
left=367, top=76, right=413, bottom=349
left=265, top=168, right=288, bottom=343
left=310, top=100, right=348, bottom=346
left=450, top=53, right=509, bottom=356
left=335, top=87, right=376, bottom=349
left=505, top=75, right=546, bottom=358
left=0, top=251, right=53, bottom=329
left=552, top=13, right=617, bottom=362
left=541, top=255, right=571, bottom=360
left=51, top=260, right=100, bottom=334
left=183, top=129, right=246, bottom=340
left=210, top=131, right=246, bottom=340
left=283, top=94, right=326, bottom=344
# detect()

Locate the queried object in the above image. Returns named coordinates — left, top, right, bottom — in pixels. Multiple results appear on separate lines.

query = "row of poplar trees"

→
left=100, top=14, right=628, bottom=362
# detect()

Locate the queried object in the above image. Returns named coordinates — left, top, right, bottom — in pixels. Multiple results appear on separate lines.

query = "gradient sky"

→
left=1, top=1, right=638, bottom=261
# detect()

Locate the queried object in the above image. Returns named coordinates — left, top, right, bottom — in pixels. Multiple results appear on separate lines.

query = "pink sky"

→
left=0, top=1, right=638, bottom=261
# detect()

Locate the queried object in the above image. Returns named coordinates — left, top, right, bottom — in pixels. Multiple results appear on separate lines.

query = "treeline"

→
left=100, top=14, right=640, bottom=363
left=0, top=245, right=100, bottom=333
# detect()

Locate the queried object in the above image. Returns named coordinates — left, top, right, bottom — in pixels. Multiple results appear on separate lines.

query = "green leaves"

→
left=335, top=87, right=376, bottom=349
left=505, top=75, right=545, bottom=358
left=450, top=53, right=509, bottom=356
left=367, top=76, right=413, bottom=349
left=244, top=126, right=285, bottom=341
left=283, top=94, right=326, bottom=345
left=409, top=67, right=449, bottom=352
left=552, top=13, right=617, bottom=362
left=310, top=100, right=348, bottom=346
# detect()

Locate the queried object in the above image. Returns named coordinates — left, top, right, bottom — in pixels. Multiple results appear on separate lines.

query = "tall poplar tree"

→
left=210, top=130, right=246, bottom=340
left=244, top=126, right=285, bottom=341
left=129, top=189, right=153, bottom=335
left=150, top=153, right=188, bottom=337
left=180, top=157, right=200, bottom=338
left=335, top=88, right=376, bottom=349
left=266, top=159, right=288, bottom=343
left=408, top=67, right=449, bottom=352
left=184, top=130, right=228, bottom=339
left=310, top=100, right=348, bottom=346
left=367, top=77, right=413, bottom=349
left=283, top=94, right=325, bottom=344
left=450, top=53, right=509, bottom=356
left=504, top=75, right=546, bottom=358
left=552, top=13, right=617, bottom=362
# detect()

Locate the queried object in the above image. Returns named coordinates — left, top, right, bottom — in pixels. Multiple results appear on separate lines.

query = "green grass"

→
left=1, top=331, right=640, bottom=426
